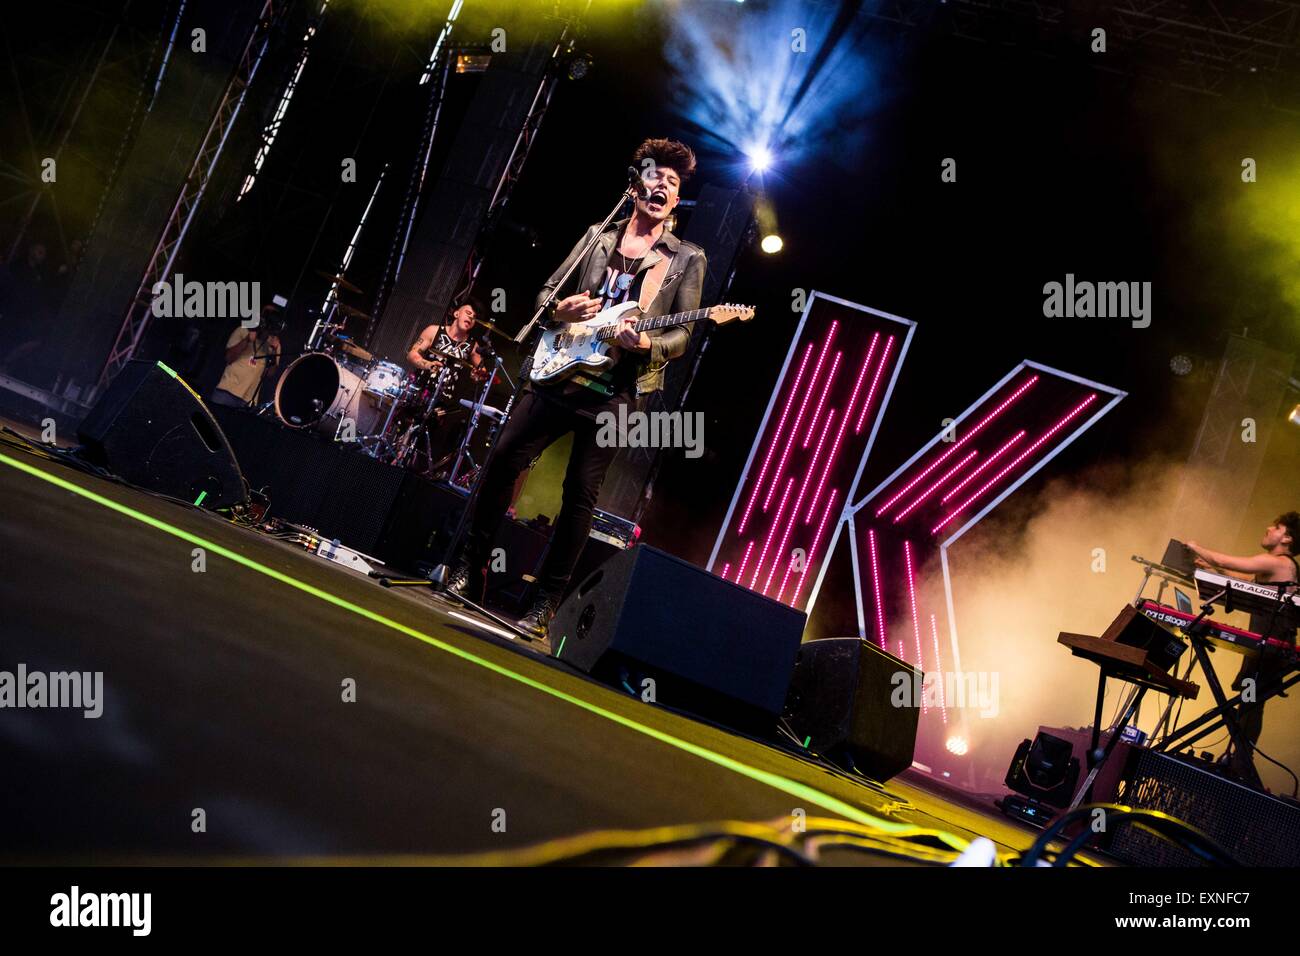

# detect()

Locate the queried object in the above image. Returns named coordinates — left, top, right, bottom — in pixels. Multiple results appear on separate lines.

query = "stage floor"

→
left=0, top=438, right=1105, bottom=865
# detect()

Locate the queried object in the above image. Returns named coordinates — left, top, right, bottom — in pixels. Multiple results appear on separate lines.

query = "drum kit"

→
left=267, top=271, right=510, bottom=486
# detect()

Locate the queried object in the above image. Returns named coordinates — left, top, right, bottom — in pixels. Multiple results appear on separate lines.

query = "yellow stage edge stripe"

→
left=0, top=449, right=978, bottom=853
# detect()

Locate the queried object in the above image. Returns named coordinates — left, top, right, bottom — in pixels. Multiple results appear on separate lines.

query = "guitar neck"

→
left=594, top=308, right=709, bottom=342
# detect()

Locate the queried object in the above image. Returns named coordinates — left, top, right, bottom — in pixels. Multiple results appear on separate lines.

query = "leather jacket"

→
left=535, top=218, right=707, bottom=396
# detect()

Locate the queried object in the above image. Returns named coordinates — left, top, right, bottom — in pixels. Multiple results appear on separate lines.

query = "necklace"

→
left=615, top=228, right=653, bottom=295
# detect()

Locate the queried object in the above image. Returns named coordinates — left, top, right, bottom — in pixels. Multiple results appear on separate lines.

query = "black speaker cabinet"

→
left=77, top=360, right=246, bottom=509
left=783, top=637, right=920, bottom=782
left=550, top=544, right=806, bottom=732
left=1108, top=748, right=1300, bottom=866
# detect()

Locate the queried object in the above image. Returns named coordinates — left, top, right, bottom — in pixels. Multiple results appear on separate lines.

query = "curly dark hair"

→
left=1276, top=511, right=1300, bottom=554
left=631, top=138, right=697, bottom=182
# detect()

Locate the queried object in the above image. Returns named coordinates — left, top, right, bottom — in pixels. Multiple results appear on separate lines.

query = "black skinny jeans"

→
left=463, top=387, right=636, bottom=598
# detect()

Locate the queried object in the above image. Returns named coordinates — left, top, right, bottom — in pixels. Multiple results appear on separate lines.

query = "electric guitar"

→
left=530, top=300, right=755, bottom=384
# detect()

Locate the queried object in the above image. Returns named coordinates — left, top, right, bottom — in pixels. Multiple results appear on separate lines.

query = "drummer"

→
left=407, top=296, right=489, bottom=397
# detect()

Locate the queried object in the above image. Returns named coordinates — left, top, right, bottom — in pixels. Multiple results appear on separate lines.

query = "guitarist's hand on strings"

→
left=615, top=315, right=650, bottom=352
left=555, top=292, right=601, bottom=323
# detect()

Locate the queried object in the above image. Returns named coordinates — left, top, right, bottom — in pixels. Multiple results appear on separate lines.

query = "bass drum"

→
left=274, top=352, right=389, bottom=436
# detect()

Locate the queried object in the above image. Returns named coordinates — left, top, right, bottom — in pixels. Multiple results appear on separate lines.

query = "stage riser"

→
left=211, top=406, right=464, bottom=570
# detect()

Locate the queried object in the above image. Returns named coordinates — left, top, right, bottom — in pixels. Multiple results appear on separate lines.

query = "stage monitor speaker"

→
left=1108, top=748, right=1300, bottom=867
left=77, top=360, right=246, bottom=509
left=550, top=544, right=806, bottom=732
left=783, top=638, right=920, bottom=782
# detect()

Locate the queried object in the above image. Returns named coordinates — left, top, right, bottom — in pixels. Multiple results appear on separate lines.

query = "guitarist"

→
left=447, top=138, right=707, bottom=644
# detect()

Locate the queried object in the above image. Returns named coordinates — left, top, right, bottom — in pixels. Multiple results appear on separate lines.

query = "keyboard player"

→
left=1186, top=512, right=1300, bottom=780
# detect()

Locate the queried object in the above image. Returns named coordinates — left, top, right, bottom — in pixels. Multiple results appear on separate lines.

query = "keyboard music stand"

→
left=1058, top=616, right=1199, bottom=812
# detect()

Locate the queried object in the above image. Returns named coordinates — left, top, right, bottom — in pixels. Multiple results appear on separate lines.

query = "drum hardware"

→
left=446, top=356, right=506, bottom=487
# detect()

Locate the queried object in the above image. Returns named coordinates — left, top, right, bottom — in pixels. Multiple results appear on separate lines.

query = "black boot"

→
left=516, top=591, right=560, bottom=645
left=445, top=557, right=486, bottom=605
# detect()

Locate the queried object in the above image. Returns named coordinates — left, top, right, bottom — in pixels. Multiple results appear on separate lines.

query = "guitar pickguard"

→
left=530, top=309, right=632, bottom=383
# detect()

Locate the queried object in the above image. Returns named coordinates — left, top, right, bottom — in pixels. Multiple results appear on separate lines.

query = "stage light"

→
left=755, top=193, right=781, bottom=255
left=567, top=52, right=592, bottom=81
left=1170, top=354, right=1194, bottom=376
left=747, top=144, right=774, bottom=173
left=1290, top=404, right=1300, bottom=427
left=664, top=1, right=877, bottom=172
left=946, top=735, right=969, bottom=757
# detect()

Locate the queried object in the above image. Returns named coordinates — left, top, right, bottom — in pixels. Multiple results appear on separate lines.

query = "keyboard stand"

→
left=1057, top=631, right=1198, bottom=812
left=1151, top=590, right=1296, bottom=791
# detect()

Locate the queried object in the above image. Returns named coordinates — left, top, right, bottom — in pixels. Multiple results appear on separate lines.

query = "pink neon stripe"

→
left=892, top=449, right=979, bottom=523
left=869, top=527, right=886, bottom=649
left=875, top=374, right=1038, bottom=518
left=898, top=640, right=906, bottom=663
left=802, top=351, right=842, bottom=448
left=751, top=477, right=795, bottom=590
left=763, top=324, right=837, bottom=512
left=904, top=540, right=925, bottom=713
left=932, top=393, right=1098, bottom=534
left=737, top=343, right=815, bottom=536
left=770, top=408, right=838, bottom=597
left=940, top=430, right=1026, bottom=504
left=800, top=340, right=883, bottom=528
left=854, top=334, right=895, bottom=434
left=790, top=489, right=839, bottom=605
left=734, top=540, right=756, bottom=584
left=721, top=563, right=731, bottom=581
left=930, top=614, right=947, bottom=724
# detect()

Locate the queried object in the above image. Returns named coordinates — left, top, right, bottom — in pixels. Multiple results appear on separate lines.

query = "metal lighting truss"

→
left=98, top=0, right=280, bottom=390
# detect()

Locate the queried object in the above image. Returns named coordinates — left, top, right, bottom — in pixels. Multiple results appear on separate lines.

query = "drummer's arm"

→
left=407, top=327, right=440, bottom=371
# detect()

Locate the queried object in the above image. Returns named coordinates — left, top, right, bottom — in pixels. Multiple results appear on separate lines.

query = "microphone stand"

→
left=421, top=179, right=637, bottom=610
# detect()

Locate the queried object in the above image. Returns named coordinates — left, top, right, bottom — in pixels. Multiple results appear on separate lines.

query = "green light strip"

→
left=0, top=450, right=963, bottom=845
left=193, top=490, right=207, bottom=507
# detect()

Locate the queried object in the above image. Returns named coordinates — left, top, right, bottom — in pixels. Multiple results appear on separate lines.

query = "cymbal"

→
left=474, top=317, right=510, bottom=339
left=316, top=270, right=364, bottom=295
left=323, top=333, right=375, bottom=363
left=336, top=302, right=372, bottom=321
left=340, top=342, right=374, bottom=363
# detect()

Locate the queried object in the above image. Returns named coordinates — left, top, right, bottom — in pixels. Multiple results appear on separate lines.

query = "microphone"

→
left=626, top=166, right=648, bottom=200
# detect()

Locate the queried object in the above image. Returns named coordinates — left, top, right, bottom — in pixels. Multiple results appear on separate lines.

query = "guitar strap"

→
left=637, top=248, right=675, bottom=313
